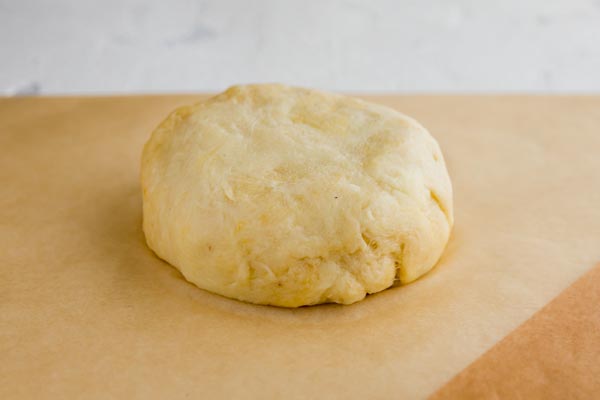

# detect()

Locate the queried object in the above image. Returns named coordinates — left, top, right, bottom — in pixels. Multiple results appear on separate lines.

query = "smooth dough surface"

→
left=141, top=84, right=453, bottom=307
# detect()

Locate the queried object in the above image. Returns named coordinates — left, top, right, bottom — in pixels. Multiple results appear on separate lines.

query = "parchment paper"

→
left=1, top=95, right=600, bottom=399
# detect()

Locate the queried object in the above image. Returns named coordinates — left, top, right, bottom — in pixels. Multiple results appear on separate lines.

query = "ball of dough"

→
left=141, top=84, right=453, bottom=307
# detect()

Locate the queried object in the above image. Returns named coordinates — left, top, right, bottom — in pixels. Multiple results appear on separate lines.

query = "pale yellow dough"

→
left=141, top=84, right=453, bottom=307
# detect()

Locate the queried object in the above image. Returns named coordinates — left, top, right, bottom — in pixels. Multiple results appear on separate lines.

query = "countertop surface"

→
left=2, top=0, right=600, bottom=95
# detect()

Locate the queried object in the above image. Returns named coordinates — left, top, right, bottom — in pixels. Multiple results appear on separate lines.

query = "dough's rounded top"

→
left=142, top=84, right=453, bottom=307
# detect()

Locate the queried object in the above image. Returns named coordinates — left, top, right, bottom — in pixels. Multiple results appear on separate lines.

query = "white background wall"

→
left=1, top=0, right=599, bottom=95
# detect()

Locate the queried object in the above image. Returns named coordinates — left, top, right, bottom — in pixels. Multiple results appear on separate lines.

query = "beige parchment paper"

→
left=1, top=95, right=599, bottom=399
